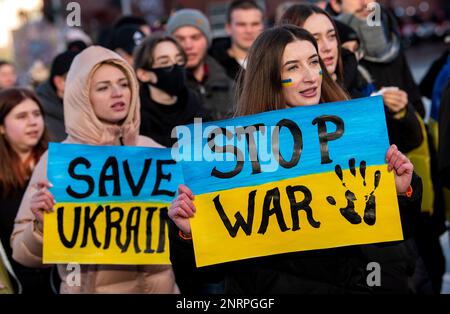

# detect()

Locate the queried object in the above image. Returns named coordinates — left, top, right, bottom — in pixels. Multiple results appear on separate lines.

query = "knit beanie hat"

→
left=110, top=25, right=145, bottom=55
left=166, top=9, right=212, bottom=47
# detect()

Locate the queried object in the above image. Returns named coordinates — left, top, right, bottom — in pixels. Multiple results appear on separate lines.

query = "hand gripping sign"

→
left=44, top=144, right=183, bottom=265
left=174, top=96, right=403, bottom=267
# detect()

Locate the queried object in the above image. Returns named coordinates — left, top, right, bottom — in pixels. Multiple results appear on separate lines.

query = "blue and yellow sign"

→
left=175, top=96, right=403, bottom=267
left=44, top=143, right=183, bottom=265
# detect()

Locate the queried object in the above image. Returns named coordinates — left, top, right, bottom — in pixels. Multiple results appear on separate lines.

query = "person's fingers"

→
left=33, top=194, right=54, bottom=212
left=385, top=144, right=397, bottom=162
left=179, top=193, right=196, bottom=213
left=386, top=145, right=398, bottom=171
left=393, top=152, right=407, bottom=171
left=388, top=151, right=400, bottom=172
left=178, top=184, right=194, bottom=200
left=33, top=180, right=53, bottom=190
left=35, top=198, right=52, bottom=212
left=34, top=211, right=44, bottom=223
left=396, top=162, right=413, bottom=176
left=384, top=98, right=403, bottom=111
left=40, top=188, right=56, bottom=205
left=383, top=92, right=407, bottom=110
left=172, top=206, right=190, bottom=218
left=179, top=200, right=195, bottom=217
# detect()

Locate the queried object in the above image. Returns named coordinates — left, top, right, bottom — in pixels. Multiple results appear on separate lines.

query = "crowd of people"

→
left=0, top=0, right=449, bottom=294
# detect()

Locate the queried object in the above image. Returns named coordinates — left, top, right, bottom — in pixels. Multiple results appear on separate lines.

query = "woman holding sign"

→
left=280, top=4, right=446, bottom=294
left=169, top=25, right=422, bottom=294
left=11, top=46, right=179, bottom=293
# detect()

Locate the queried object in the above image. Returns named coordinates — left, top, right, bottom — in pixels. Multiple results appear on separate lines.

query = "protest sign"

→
left=44, top=143, right=182, bottom=264
left=174, top=96, right=403, bottom=267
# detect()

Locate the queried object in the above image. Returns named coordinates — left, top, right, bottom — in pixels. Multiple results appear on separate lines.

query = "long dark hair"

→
left=235, top=25, right=348, bottom=116
left=133, top=33, right=187, bottom=71
left=0, top=88, right=49, bottom=197
left=279, top=3, right=345, bottom=84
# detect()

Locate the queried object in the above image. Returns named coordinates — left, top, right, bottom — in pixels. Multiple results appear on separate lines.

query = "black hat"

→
left=50, top=50, right=78, bottom=81
left=67, top=40, right=88, bottom=53
left=334, top=19, right=360, bottom=45
left=110, top=26, right=145, bottom=55
left=114, top=15, right=148, bottom=30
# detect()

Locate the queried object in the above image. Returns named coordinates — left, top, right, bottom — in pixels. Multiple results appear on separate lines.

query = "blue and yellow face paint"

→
left=281, top=78, right=294, bottom=87
left=319, top=69, right=323, bottom=77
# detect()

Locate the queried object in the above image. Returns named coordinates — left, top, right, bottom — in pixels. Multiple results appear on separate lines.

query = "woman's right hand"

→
left=30, top=180, right=55, bottom=232
left=168, top=184, right=196, bottom=236
left=382, top=88, right=408, bottom=114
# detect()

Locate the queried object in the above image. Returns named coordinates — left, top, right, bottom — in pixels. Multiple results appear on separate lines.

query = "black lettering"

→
left=66, top=157, right=95, bottom=199
left=286, top=185, right=321, bottom=231
left=121, top=206, right=141, bottom=253
left=99, top=157, right=121, bottom=196
left=208, top=127, right=244, bottom=179
left=104, top=205, right=125, bottom=250
left=152, top=160, right=176, bottom=197
left=57, top=206, right=81, bottom=248
left=213, top=191, right=256, bottom=237
left=80, top=205, right=103, bottom=248
left=258, top=188, right=290, bottom=234
left=236, top=124, right=265, bottom=174
left=144, top=207, right=157, bottom=253
left=123, top=159, right=152, bottom=196
left=157, top=207, right=169, bottom=253
left=272, top=119, right=302, bottom=169
left=312, top=115, right=344, bottom=164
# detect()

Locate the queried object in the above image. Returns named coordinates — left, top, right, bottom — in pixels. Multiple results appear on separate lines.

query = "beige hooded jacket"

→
left=10, top=46, right=179, bottom=294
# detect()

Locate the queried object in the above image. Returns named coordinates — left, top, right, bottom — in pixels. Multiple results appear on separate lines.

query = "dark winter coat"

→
left=36, top=80, right=67, bottom=142
left=186, top=56, right=235, bottom=121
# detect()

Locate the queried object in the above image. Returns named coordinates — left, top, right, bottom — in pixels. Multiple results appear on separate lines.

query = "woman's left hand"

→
left=386, top=144, right=413, bottom=195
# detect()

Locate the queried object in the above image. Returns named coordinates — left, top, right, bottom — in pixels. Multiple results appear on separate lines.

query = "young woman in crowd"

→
left=0, top=88, right=53, bottom=293
left=10, top=46, right=179, bottom=293
left=168, top=25, right=422, bottom=293
left=280, top=4, right=448, bottom=294
left=279, top=3, right=423, bottom=155
left=134, top=34, right=208, bottom=147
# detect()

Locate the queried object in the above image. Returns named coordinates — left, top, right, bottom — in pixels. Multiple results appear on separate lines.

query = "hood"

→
left=64, top=45, right=140, bottom=146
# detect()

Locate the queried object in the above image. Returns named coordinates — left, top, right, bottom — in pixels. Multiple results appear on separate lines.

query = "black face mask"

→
left=146, top=64, right=186, bottom=96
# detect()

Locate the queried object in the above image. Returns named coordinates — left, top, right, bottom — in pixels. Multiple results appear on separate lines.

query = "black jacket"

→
left=36, top=80, right=66, bottom=142
left=420, top=50, right=449, bottom=99
left=186, top=56, right=235, bottom=121
left=139, top=86, right=209, bottom=147
left=439, top=81, right=450, bottom=188
left=209, top=37, right=243, bottom=82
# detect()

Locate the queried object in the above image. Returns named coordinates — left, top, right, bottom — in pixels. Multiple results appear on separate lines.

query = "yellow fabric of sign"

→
left=191, top=165, right=403, bottom=267
left=43, top=202, right=170, bottom=265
